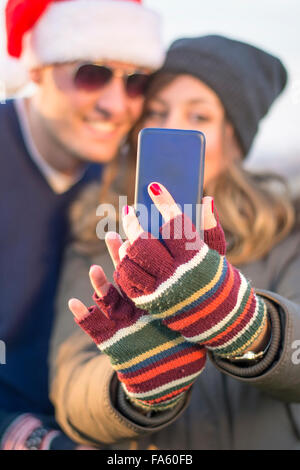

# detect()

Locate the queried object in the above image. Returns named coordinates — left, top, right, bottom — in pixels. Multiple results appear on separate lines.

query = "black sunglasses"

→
left=73, top=63, right=152, bottom=98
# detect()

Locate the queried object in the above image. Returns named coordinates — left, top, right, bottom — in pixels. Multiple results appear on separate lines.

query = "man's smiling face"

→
left=29, top=61, right=149, bottom=164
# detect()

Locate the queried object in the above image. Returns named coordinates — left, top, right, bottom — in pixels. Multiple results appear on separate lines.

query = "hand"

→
left=113, top=183, right=268, bottom=359
left=68, top=197, right=222, bottom=411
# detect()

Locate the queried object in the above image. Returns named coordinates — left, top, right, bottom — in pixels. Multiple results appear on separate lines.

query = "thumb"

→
left=202, top=196, right=217, bottom=230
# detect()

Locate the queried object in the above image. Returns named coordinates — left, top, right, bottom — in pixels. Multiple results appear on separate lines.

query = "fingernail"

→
left=105, top=232, right=120, bottom=240
left=211, top=198, right=214, bottom=213
left=149, top=183, right=162, bottom=196
left=89, top=265, right=98, bottom=275
left=123, top=205, right=129, bottom=217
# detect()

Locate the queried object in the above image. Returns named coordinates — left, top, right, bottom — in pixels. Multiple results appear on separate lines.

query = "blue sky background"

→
left=1, top=0, right=299, bottom=172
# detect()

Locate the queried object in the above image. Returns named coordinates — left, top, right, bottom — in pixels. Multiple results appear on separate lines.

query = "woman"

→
left=51, top=35, right=300, bottom=449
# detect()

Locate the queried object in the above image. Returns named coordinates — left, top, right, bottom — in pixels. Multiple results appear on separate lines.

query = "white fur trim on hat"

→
left=0, top=55, right=29, bottom=97
left=22, top=0, right=165, bottom=70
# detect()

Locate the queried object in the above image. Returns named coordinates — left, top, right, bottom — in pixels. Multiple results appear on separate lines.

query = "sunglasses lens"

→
left=126, top=73, right=151, bottom=98
left=74, top=64, right=112, bottom=91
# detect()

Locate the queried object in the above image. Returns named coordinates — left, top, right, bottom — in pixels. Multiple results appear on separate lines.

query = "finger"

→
left=202, top=197, right=226, bottom=255
left=119, top=239, right=131, bottom=261
left=148, top=182, right=182, bottom=223
left=68, top=298, right=90, bottom=321
left=114, top=256, right=156, bottom=297
left=89, top=265, right=111, bottom=298
left=202, top=197, right=217, bottom=230
left=122, top=205, right=145, bottom=244
left=105, top=231, right=123, bottom=267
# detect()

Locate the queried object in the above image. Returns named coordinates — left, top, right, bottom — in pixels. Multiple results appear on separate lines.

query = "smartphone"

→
left=134, top=128, right=206, bottom=238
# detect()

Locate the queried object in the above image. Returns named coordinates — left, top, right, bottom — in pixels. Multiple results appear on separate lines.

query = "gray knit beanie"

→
left=160, top=35, right=288, bottom=156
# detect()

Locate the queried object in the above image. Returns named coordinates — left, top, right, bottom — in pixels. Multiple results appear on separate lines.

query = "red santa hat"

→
left=3, top=0, right=164, bottom=95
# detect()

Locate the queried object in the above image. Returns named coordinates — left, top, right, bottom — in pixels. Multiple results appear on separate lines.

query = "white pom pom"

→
left=0, top=55, right=29, bottom=98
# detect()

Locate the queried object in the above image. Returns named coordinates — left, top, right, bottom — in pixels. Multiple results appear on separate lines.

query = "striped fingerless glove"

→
left=115, top=213, right=268, bottom=359
left=75, top=285, right=206, bottom=412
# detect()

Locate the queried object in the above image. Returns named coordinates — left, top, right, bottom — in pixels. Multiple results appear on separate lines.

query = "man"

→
left=0, top=0, right=164, bottom=450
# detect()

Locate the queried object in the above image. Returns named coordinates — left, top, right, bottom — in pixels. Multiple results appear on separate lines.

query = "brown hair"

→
left=205, top=163, right=295, bottom=265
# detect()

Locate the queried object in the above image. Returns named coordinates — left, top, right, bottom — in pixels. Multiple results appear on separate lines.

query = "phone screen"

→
left=134, top=128, right=205, bottom=238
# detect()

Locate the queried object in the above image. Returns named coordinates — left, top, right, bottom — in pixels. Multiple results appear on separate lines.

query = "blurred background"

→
left=1, top=0, right=299, bottom=192
left=145, top=0, right=300, bottom=193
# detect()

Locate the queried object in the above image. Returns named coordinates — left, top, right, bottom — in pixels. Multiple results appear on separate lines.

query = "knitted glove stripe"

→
left=110, top=335, right=186, bottom=371
left=142, top=252, right=226, bottom=320
left=120, top=362, right=205, bottom=405
left=123, top=368, right=202, bottom=401
left=170, top=267, right=245, bottom=337
left=119, top=349, right=205, bottom=387
left=145, top=383, right=193, bottom=404
left=207, top=298, right=267, bottom=357
left=181, top=277, right=265, bottom=353
left=136, top=253, right=226, bottom=321
left=205, top=292, right=257, bottom=349
left=114, top=339, right=199, bottom=374
left=122, top=363, right=203, bottom=410
left=206, top=283, right=257, bottom=344
left=122, top=364, right=204, bottom=409
left=158, top=258, right=229, bottom=325
left=163, top=265, right=267, bottom=356
left=132, top=243, right=212, bottom=309
left=127, top=380, right=194, bottom=410
left=100, top=316, right=187, bottom=364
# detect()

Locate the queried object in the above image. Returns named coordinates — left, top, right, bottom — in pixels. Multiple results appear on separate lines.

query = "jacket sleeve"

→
left=50, top=329, right=190, bottom=447
left=210, top=231, right=300, bottom=402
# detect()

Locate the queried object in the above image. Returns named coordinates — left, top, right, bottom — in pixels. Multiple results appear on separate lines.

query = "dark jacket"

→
left=50, top=228, right=300, bottom=450
left=0, top=101, right=103, bottom=448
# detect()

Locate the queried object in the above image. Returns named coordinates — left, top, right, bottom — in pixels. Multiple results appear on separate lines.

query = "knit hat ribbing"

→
left=161, top=35, right=288, bottom=156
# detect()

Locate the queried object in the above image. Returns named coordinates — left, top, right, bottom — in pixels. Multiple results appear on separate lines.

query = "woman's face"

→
left=142, top=74, right=241, bottom=186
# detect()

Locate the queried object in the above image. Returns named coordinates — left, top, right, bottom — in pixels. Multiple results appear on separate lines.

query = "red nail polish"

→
left=149, top=183, right=162, bottom=196
left=211, top=199, right=214, bottom=213
left=123, top=205, right=129, bottom=216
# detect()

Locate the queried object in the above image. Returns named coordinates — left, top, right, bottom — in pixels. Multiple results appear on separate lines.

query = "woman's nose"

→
left=161, top=111, right=184, bottom=130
